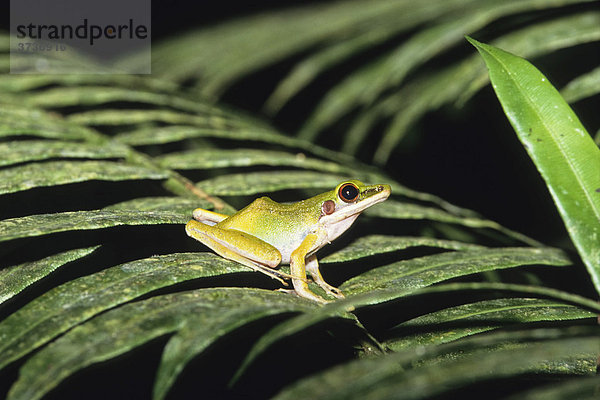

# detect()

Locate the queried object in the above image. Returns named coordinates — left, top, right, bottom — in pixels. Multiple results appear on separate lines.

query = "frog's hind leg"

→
left=217, top=247, right=293, bottom=286
left=306, top=254, right=344, bottom=299
left=186, top=220, right=295, bottom=285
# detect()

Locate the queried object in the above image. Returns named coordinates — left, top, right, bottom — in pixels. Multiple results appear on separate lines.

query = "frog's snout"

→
left=377, top=184, right=392, bottom=196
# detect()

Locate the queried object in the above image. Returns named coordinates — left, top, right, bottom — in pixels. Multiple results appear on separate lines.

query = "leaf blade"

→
left=0, top=140, right=128, bottom=167
left=0, top=210, right=187, bottom=243
left=157, top=148, right=349, bottom=174
left=197, top=171, right=349, bottom=196
left=0, top=246, right=99, bottom=304
left=340, top=247, right=571, bottom=296
left=387, top=298, right=595, bottom=351
left=0, top=160, right=169, bottom=195
left=468, top=37, right=600, bottom=294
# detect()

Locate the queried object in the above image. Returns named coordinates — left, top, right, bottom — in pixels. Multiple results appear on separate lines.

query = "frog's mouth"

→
left=321, top=184, right=391, bottom=225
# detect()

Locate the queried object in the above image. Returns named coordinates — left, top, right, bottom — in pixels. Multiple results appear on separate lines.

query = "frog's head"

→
left=318, top=180, right=391, bottom=239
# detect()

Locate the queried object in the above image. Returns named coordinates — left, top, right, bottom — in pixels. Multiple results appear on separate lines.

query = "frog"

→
left=185, top=180, right=391, bottom=303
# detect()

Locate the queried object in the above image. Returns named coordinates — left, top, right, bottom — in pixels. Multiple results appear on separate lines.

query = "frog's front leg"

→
left=290, top=234, right=329, bottom=303
left=305, top=254, right=344, bottom=299
left=186, top=220, right=294, bottom=285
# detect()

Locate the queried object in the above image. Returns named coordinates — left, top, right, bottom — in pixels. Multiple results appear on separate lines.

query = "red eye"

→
left=339, top=183, right=359, bottom=203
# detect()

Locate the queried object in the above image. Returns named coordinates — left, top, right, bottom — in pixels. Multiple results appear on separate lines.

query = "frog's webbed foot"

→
left=289, top=236, right=337, bottom=304
left=305, top=254, right=345, bottom=299
left=278, top=288, right=329, bottom=304
left=250, top=264, right=291, bottom=286
left=317, top=282, right=345, bottom=299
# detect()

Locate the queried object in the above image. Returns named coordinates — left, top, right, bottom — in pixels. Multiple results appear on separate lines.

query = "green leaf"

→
left=103, top=196, right=210, bottom=215
left=0, top=73, right=178, bottom=93
left=0, top=253, right=250, bottom=371
left=67, top=109, right=234, bottom=128
left=386, top=298, right=595, bottom=351
left=153, top=295, right=317, bottom=400
left=0, top=210, right=187, bottom=243
left=340, top=247, right=570, bottom=296
left=504, top=376, right=600, bottom=400
left=7, top=288, right=315, bottom=400
left=116, top=125, right=304, bottom=147
left=157, top=148, right=349, bottom=174
left=272, top=327, right=600, bottom=400
left=560, top=65, right=600, bottom=103
left=367, top=200, right=542, bottom=246
left=321, top=235, right=484, bottom=263
left=418, top=340, right=597, bottom=376
left=197, top=171, right=349, bottom=196
left=0, top=246, right=99, bottom=304
left=0, top=140, right=129, bottom=167
left=0, top=160, right=169, bottom=195
left=23, top=86, right=221, bottom=115
left=0, top=105, right=97, bottom=140
left=467, top=37, right=600, bottom=294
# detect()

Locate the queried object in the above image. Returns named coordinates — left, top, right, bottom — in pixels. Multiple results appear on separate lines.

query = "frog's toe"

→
left=319, top=284, right=344, bottom=299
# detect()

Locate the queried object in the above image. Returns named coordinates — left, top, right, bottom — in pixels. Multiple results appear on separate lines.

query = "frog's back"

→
left=217, top=197, right=317, bottom=259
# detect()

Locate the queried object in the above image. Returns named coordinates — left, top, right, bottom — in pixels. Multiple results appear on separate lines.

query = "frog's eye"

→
left=322, top=200, right=336, bottom=215
left=339, top=183, right=359, bottom=203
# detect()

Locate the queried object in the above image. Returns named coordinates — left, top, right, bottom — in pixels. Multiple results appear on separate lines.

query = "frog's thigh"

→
left=305, top=255, right=344, bottom=298
left=186, top=220, right=294, bottom=284
left=186, top=220, right=281, bottom=267
left=192, top=208, right=229, bottom=226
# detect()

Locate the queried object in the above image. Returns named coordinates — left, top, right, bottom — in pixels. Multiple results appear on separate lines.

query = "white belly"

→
left=278, top=214, right=360, bottom=264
